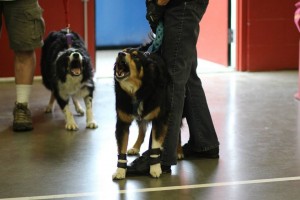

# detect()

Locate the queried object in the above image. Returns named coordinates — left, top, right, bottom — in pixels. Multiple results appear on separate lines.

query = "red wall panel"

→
left=0, top=18, right=14, bottom=78
left=0, top=0, right=95, bottom=78
left=197, top=0, right=228, bottom=66
left=237, top=0, right=299, bottom=71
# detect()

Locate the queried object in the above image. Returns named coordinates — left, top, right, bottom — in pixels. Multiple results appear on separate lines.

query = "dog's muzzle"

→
left=69, top=52, right=83, bottom=76
left=114, top=52, right=130, bottom=81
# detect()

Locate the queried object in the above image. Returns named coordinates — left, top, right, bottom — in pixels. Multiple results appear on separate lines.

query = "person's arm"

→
left=146, top=0, right=168, bottom=32
left=157, top=0, right=170, bottom=6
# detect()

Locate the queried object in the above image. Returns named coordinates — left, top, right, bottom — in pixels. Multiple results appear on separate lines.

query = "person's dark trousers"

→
left=161, top=0, right=219, bottom=166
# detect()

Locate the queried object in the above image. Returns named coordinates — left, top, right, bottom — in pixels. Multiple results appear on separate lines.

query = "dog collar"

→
left=66, top=33, right=73, bottom=48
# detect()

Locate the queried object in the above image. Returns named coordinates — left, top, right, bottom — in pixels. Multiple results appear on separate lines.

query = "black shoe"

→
left=126, top=150, right=171, bottom=176
left=182, top=143, right=219, bottom=159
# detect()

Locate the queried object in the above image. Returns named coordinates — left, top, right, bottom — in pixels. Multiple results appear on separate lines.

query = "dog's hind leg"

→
left=72, top=96, right=84, bottom=116
left=45, top=93, right=56, bottom=113
left=177, top=118, right=185, bottom=159
left=84, top=96, right=98, bottom=129
left=177, top=133, right=184, bottom=160
left=127, top=121, right=147, bottom=155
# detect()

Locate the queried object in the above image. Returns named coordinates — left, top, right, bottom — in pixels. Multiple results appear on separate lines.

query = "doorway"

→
left=196, top=0, right=236, bottom=70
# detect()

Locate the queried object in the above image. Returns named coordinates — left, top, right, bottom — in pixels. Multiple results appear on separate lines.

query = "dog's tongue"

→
left=71, top=68, right=81, bottom=75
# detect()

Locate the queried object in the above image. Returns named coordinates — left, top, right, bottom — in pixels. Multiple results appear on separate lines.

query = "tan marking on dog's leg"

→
left=45, top=93, right=56, bottom=113
left=84, top=96, right=98, bottom=129
left=144, top=107, right=160, bottom=121
left=127, top=121, right=147, bottom=155
left=63, top=104, right=78, bottom=131
left=120, top=131, right=129, bottom=155
left=117, top=110, right=133, bottom=123
left=72, top=96, right=84, bottom=116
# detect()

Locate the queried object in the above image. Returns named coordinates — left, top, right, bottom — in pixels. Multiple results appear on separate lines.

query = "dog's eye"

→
left=131, top=54, right=139, bottom=60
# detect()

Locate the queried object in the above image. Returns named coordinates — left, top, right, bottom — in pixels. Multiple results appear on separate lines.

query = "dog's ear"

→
left=82, top=55, right=93, bottom=82
left=56, top=53, right=68, bottom=81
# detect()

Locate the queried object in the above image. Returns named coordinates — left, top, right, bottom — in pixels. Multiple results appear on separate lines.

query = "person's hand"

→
left=146, top=0, right=167, bottom=33
left=157, top=0, right=170, bottom=6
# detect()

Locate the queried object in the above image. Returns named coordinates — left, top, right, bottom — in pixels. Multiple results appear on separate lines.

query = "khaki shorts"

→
left=0, top=0, right=45, bottom=51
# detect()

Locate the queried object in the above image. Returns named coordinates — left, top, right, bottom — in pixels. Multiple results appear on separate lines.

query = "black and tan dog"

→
left=112, top=48, right=171, bottom=179
left=40, top=30, right=97, bottom=131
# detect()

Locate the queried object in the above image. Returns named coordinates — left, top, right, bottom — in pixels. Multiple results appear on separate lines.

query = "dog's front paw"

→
left=44, top=106, right=52, bottom=113
left=150, top=163, right=162, bottom=178
left=177, top=152, right=184, bottom=160
left=65, top=122, right=79, bottom=131
left=86, top=121, right=98, bottom=129
left=112, top=168, right=126, bottom=180
left=127, top=148, right=140, bottom=155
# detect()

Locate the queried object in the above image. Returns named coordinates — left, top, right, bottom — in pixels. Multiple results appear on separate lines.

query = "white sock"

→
left=16, top=84, right=32, bottom=104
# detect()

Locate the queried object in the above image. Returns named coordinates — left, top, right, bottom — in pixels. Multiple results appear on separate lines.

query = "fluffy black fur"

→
left=112, top=48, right=170, bottom=179
left=40, top=30, right=97, bottom=130
left=41, top=31, right=93, bottom=91
left=114, top=52, right=168, bottom=119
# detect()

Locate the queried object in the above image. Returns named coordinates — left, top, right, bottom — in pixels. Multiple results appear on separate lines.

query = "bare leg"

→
left=14, top=50, right=35, bottom=85
left=12, top=50, right=36, bottom=131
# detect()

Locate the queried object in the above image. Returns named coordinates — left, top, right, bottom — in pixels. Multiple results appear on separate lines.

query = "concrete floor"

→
left=0, top=51, right=300, bottom=199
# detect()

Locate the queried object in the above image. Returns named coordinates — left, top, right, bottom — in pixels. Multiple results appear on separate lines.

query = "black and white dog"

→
left=40, top=30, right=97, bottom=131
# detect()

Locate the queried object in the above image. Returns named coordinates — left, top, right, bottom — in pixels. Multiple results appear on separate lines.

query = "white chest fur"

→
left=58, top=74, right=87, bottom=100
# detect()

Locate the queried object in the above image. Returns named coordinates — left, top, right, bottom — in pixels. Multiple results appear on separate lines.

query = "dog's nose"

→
left=118, top=52, right=126, bottom=57
left=72, top=53, right=80, bottom=59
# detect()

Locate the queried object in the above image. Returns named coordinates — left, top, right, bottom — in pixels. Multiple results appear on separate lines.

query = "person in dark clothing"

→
left=127, top=0, right=220, bottom=175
